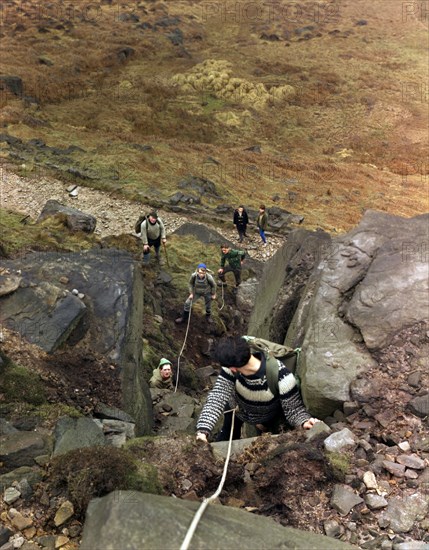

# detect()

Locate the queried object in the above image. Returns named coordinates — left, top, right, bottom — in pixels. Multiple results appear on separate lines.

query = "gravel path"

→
left=1, top=163, right=283, bottom=260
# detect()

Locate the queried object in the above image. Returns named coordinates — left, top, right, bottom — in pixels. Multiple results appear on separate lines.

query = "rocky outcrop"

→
left=0, top=249, right=152, bottom=434
left=249, top=211, right=429, bottom=418
left=80, top=491, right=354, bottom=550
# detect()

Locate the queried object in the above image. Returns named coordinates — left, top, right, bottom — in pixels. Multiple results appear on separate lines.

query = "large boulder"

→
left=0, top=282, right=86, bottom=353
left=80, top=491, right=354, bottom=550
left=249, top=211, right=428, bottom=418
left=345, top=211, right=428, bottom=349
left=37, top=199, right=97, bottom=233
left=53, top=417, right=106, bottom=456
left=0, top=431, right=51, bottom=470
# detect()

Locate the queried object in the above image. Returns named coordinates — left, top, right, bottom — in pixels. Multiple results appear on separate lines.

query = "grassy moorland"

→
left=0, top=0, right=427, bottom=232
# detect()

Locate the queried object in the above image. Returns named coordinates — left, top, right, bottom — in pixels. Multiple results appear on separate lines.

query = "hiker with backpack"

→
left=195, top=336, right=319, bottom=442
left=233, top=205, right=249, bottom=243
left=149, top=358, right=174, bottom=390
left=137, top=211, right=166, bottom=264
left=175, top=263, right=217, bottom=325
left=218, top=244, right=246, bottom=288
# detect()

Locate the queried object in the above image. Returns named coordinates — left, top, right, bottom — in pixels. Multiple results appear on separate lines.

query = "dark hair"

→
left=148, top=211, right=158, bottom=219
left=259, top=204, right=265, bottom=210
left=215, top=337, right=251, bottom=368
left=220, top=243, right=230, bottom=250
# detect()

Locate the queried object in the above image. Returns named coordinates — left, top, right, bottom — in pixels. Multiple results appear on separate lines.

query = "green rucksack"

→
left=135, top=214, right=159, bottom=234
left=243, top=335, right=301, bottom=397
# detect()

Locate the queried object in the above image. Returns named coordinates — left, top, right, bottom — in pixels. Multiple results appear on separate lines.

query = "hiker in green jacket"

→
left=218, top=244, right=246, bottom=287
left=149, top=358, right=174, bottom=390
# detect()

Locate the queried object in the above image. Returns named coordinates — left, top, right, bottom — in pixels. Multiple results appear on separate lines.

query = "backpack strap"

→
left=265, top=355, right=280, bottom=397
left=265, top=350, right=302, bottom=396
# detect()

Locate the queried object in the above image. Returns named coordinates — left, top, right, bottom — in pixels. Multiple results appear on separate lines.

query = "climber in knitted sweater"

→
left=196, top=336, right=319, bottom=442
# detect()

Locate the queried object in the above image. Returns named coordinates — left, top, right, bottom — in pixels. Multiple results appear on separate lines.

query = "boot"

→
left=175, top=310, right=189, bottom=324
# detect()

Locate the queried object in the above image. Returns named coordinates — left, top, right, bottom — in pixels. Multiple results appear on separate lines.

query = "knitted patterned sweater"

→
left=196, top=353, right=312, bottom=435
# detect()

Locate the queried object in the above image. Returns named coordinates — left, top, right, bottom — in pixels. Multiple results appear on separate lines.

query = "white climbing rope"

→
left=218, top=281, right=225, bottom=311
left=180, top=407, right=237, bottom=550
left=175, top=300, right=193, bottom=393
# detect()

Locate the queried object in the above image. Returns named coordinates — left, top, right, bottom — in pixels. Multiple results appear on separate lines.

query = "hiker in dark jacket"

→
left=175, top=263, right=216, bottom=324
left=233, top=205, right=249, bottom=243
left=218, top=244, right=246, bottom=287
left=256, top=204, right=268, bottom=246
left=196, top=336, right=319, bottom=442
left=139, top=212, right=167, bottom=264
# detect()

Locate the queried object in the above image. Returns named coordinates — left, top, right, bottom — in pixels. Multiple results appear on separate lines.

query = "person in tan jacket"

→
left=149, top=358, right=174, bottom=390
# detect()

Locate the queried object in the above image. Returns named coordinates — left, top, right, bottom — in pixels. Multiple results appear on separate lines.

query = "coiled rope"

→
left=180, top=407, right=237, bottom=550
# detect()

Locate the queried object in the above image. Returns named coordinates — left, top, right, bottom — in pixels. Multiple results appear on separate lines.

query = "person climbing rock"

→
left=175, top=263, right=216, bottom=324
left=149, top=358, right=174, bottom=390
left=138, top=211, right=167, bottom=264
left=233, top=205, right=249, bottom=243
left=218, top=244, right=246, bottom=287
left=195, top=336, right=319, bottom=442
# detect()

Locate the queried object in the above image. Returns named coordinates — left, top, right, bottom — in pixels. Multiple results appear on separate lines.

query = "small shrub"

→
left=1, top=361, right=46, bottom=405
left=48, top=446, right=162, bottom=515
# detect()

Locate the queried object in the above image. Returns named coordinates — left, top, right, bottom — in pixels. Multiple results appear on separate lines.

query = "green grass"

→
left=0, top=208, right=99, bottom=257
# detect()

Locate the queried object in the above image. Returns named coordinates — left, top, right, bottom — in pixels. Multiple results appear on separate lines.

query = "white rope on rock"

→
left=175, top=300, right=193, bottom=393
left=180, top=407, right=237, bottom=550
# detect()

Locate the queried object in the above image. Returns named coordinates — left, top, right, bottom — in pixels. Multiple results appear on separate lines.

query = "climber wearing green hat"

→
left=175, top=263, right=216, bottom=325
left=149, top=358, right=174, bottom=390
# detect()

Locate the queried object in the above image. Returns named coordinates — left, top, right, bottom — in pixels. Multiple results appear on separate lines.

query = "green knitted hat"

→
left=158, top=358, right=172, bottom=368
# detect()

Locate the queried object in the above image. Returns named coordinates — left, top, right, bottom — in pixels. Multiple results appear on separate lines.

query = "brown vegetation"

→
left=0, top=0, right=427, bottom=233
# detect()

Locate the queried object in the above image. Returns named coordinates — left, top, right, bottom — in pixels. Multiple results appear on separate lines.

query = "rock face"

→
left=0, top=249, right=152, bottom=435
left=248, top=228, right=331, bottom=343
left=80, top=491, right=355, bottom=550
left=345, top=211, right=428, bottom=350
left=250, top=211, right=429, bottom=418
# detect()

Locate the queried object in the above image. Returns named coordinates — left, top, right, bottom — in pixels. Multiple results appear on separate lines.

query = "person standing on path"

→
left=233, top=205, right=249, bottom=243
left=256, top=204, right=268, bottom=246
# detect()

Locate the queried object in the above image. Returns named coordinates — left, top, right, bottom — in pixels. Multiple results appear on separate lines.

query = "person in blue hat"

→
left=175, top=263, right=216, bottom=324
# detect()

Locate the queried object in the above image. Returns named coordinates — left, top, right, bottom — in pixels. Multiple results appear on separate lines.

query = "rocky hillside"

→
left=0, top=0, right=428, bottom=231
left=0, top=0, right=428, bottom=548
left=0, top=197, right=428, bottom=549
